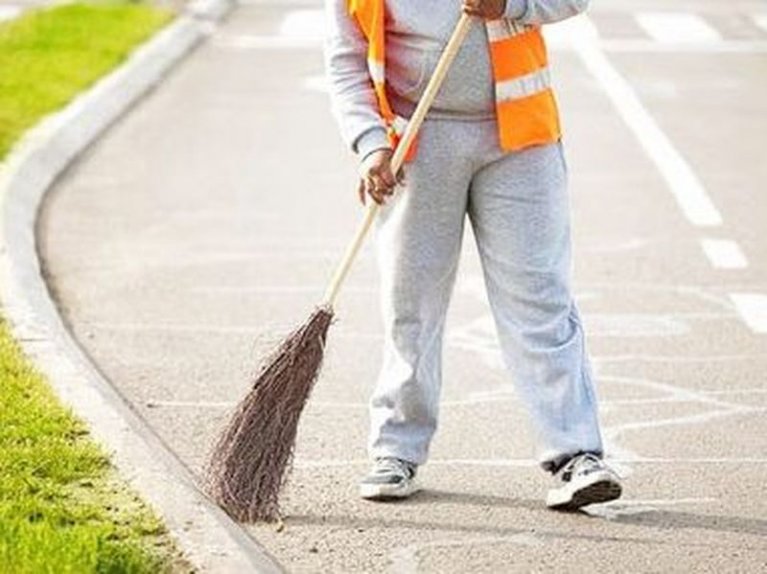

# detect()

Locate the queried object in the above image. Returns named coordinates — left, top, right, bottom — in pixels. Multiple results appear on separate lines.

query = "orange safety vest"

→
left=347, top=0, right=561, bottom=155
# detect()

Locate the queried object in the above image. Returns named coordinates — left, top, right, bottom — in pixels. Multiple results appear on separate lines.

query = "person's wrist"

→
left=355, top=127, right=391, bottom=162
left=360, top=147, right=392, bottom=167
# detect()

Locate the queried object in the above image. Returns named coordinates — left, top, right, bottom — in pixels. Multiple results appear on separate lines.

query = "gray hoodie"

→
left=323, top=0, right=590, bottom=160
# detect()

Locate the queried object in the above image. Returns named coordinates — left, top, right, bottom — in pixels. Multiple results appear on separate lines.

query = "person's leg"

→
left=369, top=120, right=477, bottom=467
left=467, top=135, right=604, bottom=472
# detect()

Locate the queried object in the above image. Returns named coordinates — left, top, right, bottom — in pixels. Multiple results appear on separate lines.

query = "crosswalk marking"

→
left=700, top=239, right=748, bottom=270
left=635, top=12, right=723, bottom=44
left=574, top=16, right=723, bottom=227
left=279, top=9, right=325, bottom=41
left=729, top=294, right=767, bottom=334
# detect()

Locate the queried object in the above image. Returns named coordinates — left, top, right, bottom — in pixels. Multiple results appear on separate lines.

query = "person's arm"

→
left=323, top=0, right=391, bottom=162
left=503, top=0, right=590, bottom=25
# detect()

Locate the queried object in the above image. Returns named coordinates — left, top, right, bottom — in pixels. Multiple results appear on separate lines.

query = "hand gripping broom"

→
left=204, top=12, right=474, bottom=523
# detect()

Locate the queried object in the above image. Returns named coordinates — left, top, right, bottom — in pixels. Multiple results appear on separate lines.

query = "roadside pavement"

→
left=40, top=0, right=767, bottom=571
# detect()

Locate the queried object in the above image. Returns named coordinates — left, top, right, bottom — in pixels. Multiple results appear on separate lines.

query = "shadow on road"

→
left=286, top=488, right=767, bottom=541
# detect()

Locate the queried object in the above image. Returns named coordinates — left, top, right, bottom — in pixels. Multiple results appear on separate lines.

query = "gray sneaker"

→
left=359, top=457, right=419, bottom=500
left=546, top=453, right=622, bottom=511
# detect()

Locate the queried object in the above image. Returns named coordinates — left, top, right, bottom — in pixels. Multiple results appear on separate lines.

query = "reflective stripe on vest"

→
left=348, top=0, right=417, bottom=158
left=347, top=1, right=560, bottom=155
left=485, top=19, right=561, bottom=151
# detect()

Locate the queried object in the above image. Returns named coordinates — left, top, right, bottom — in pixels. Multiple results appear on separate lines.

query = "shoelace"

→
left=374, top=457, right=414, bottom=479
left=560, top=453, right=602, bottom=482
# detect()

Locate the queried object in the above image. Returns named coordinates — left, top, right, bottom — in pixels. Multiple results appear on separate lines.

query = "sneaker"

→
left=546, top=453, right=622, bottom=511
left=359, top=457, right=419, bottom=500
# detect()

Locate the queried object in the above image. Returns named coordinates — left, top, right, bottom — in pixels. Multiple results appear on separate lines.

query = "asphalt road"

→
left=41, top=0, right=767, bottom=571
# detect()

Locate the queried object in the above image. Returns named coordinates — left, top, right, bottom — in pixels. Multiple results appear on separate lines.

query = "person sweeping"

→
left=324, top=0, right=622, bottom=510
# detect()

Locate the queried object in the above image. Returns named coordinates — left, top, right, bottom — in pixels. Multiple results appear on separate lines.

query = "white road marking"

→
left=702, top=388, right=767, bottom=396
left=449, top=310, right=736, bottom=359
left=211, top=35, right=767, bottom=54
left=192, top=285, right=375, bottom=294
left=303, top=74, right=328, bottom=93
left=607, top=405, right=764, bottom=437
left=292, top=457, right=767, bottom=469
left=584, top=498, right=716, bottom=520
left=594, top=353, right=767, bottom=364
left=210, top=8, right=326, bottom=52
left=700, top=238, right=748, bottom=269
left=635, top=12, right=722, bottom=44
left=390, top=534, right=541, bottom=574
left=753, top=14, right=767, bottom=33
left=596, top=39, right=767, bottom=54
left=148, top=391, right=761, bottom=410
left=729, top=293, right=767, bottom=334
left=581, top=237, right=650, bottom=253
left=565, top=17, right=724, bottom=227
left=279, top=9, right=325, bottom=41
left=147, top=400, right=233, bottom=408
left=211, top=34, right=320, bottom=50
left=86, top=322, right=261, bottom=334
left=603, top=498, right=716, bottom=506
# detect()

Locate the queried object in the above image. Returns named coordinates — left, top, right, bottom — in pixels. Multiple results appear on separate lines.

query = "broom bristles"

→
left=204, top=305, right=334, bottom=522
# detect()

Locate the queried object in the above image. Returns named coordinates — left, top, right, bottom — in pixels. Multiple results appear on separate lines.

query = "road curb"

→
left=0, top=3, right=283, bottom=573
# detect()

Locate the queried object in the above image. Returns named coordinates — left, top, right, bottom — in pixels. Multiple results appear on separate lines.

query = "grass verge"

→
left=0, top=2, right=172, bottom=158
left=1, top=3, right=189, bottom=573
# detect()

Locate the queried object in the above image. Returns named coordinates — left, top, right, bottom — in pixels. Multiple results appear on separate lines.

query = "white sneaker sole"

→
left=546, top=470, right=622, bottom=511
left=360, top=480, right=420, bottom=501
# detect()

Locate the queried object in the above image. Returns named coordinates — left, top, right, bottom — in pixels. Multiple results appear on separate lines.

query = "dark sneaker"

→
left=546, top=453, right=622, bottom=511
left=359, top=457, right=419, bottom=500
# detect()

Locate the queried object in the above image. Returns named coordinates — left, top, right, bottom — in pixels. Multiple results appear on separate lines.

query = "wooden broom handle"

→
left=323, top=12, right=474, bottom=307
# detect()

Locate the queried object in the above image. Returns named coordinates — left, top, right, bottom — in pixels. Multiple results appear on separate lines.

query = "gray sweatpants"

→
left=369, top=118, right=604, bottom=471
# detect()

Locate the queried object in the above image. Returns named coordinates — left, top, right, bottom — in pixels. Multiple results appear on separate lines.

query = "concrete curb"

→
left=0, top=3, right=283, bottom=573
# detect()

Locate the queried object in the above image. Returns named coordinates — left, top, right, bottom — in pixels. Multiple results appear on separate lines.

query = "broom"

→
left=204, top=12, right=475, bottom=523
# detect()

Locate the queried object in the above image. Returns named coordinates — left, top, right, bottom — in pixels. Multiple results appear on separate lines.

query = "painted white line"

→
left=390, top=534, right=541, bottom=573
left=584, top=498, right=716, bottom=520
left=211, top=34, right=320, bottom=49
left=572, top=17, right=723, bottom=227
left=212, top=34, right=767, bottom=54
left=596, top=39, right=767, bottom=54
left=192, top=284, right=375, bottom=294
left=145, top=396, right=517, bottom=409
left=635, top=12, right=722, bottom=44
left=279, top=8, right=324, bottom=41
left=753, top=14, right=767, bottom=33
left=608, top=405, right=763, bottom=437
left=700, top=238, right=748, bottom=269
left=146, top=390, right=765, bottom=410
left=729, top=293, right=767, bottom=334
left=293, top=457, right=767, bottom=469
left=303, top=74, right=328, bottom=93
left=702, top=388, right=767, bottom=396
left=147, top=399, right=234, bottom=408
left=211, top=8, right=325, bottom=50
left=85, top=322, right=262, bottom=334
left=593, top=353, right=767, bottom=364
left=0, top=5, right=22, bottom=21
left=605, top=498, right=716, bottom=506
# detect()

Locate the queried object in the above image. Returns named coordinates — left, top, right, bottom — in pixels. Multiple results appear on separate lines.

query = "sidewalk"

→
left=39, top=1, right=767, bottom=572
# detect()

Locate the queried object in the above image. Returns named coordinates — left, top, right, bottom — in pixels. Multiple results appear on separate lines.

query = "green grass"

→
left=0, top=2, right=172, bottom=158
left=0, top=320, right=189, bottom=573
left=0, top=3, right=189, bottom=573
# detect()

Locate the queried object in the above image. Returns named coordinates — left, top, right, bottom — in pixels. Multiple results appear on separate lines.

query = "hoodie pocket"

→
left=386, top=43, right=437, bottom=100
